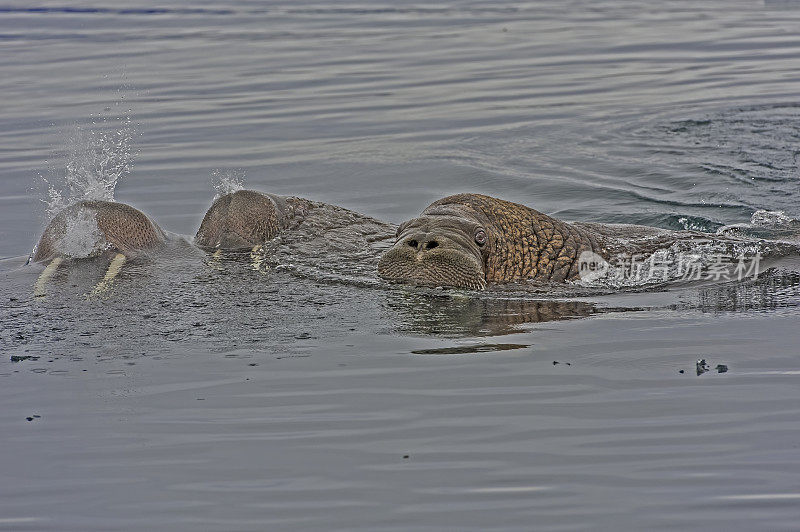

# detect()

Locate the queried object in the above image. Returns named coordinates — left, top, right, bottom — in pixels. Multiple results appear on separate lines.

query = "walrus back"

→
left=424, top=194, right=604, bottom=283
left=33, top=200, right=165, bottom=262
left=195, top=190, right=312, bottom=249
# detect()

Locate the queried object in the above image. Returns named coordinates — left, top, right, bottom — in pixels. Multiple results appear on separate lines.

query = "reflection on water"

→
left=411, top=343, right=530, bottom=355
left=697, top=268, right=800, bottom=314
left=4, top=249, right=800, bottom=358
left=386, top=290, right=599, bottom=337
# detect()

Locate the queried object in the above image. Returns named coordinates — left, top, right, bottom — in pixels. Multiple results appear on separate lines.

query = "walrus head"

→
left=195, top=190, right=292, bottom=250
left=377, top=210, right=490, bottom=290
left=33, top=200, right=165, bottom=262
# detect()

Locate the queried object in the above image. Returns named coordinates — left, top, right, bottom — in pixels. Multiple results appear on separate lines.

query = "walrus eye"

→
left=474, top=229, right=486, bottom=246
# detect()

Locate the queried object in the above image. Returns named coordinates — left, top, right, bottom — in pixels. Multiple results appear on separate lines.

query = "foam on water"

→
left=750, top=209, right=797, bottom=228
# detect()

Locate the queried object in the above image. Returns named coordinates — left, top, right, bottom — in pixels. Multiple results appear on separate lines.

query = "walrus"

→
left=376, top=193, right=753, bottom=290
left=378, top=194, right=607, bottom=289
left=198, top=191, right=783, bottom=291
left=32, top=200, right=165, bottom=295
left=195, top=189, right=396, bottom=279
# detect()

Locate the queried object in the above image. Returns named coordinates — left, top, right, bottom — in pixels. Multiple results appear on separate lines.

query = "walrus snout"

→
left=378, top=216, right=488, bottom=290
left=402, top=233, right=442, bottom=253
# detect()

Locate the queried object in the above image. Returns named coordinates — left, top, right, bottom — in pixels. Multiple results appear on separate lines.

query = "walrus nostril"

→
left=407, top=239, right=418, bottom=248
left=425, top=240, right=439, bottom=250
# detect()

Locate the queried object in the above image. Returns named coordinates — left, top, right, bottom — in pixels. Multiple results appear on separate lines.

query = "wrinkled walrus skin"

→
left=33, top=200, right=166, bottom=262
left=378, top=193, right=609, bottom=289
left=195, top=190, right=312, bottom=250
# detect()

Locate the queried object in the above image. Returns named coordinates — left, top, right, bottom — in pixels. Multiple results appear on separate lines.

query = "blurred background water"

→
left=2, top=1, right=800, bottom=530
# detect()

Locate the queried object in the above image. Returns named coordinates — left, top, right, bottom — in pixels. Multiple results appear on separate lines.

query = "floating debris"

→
left=694, top=359, right=728, bottom=376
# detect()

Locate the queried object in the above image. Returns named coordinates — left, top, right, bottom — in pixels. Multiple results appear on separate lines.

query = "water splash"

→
left=750, top=209, right=796, bottom=228
left=716, top=210, right=800, bottom=240
left=678, top=216, right=712, bottom=232
left=39, top=101, right=137, bottom=220
left=211, top=169, right=246, bottom=198
left=57, top=206, right=108, bottom=259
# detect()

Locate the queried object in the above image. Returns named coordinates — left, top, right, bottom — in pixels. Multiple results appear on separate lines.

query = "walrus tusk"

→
left=90, top=253, right=126, bottom=295
left=204, top=248, right=224, bottom=271
left=33, top=257, right=64, bottom=297
left=250, top=244, right=267, bottom=271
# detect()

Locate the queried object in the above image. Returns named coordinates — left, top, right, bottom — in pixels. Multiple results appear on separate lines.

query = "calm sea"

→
left=2, top=2, right=800, bottom=530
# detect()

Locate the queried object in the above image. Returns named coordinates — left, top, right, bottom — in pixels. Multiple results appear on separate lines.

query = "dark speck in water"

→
left=10, top=355, right=39, bottom=362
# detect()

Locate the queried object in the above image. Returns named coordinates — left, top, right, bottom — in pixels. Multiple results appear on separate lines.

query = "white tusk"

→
left=33, top=257, right=63, bottom=297
left=90, top=253, right=126, bottom=296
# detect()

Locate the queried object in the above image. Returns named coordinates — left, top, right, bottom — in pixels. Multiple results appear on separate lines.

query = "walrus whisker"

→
left=33, top=256, right=63, bottom=297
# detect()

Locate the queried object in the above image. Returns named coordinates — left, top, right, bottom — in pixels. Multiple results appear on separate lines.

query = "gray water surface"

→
left=2, top=2, right=800, bottom=530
